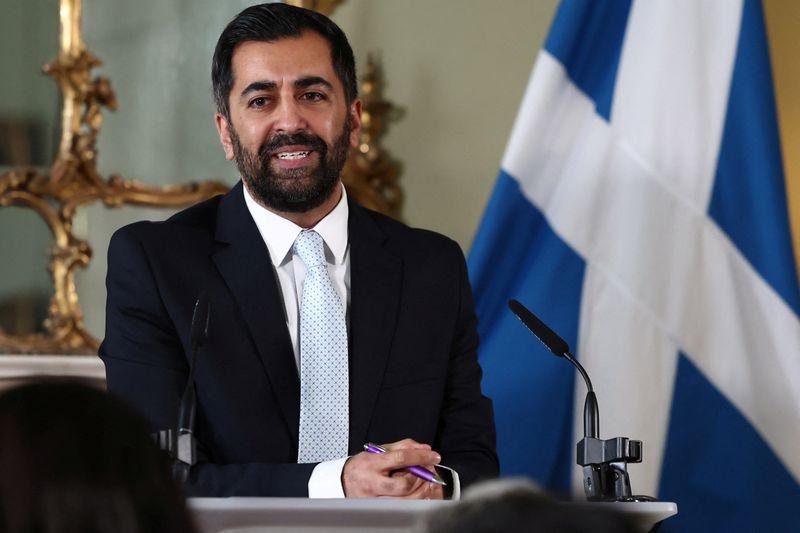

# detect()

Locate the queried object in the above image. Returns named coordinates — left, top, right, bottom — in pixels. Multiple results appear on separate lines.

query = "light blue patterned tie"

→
left=293, top=230, right=349, bottom=463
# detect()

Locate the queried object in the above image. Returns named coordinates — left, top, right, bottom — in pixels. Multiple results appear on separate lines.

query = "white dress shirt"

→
left=243, top=183, right=350, bottom=498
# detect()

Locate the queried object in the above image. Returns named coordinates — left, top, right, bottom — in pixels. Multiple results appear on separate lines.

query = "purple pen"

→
left=363, top=442, right=447, bottom=485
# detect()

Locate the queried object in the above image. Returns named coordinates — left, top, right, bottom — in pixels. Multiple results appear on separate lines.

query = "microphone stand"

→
left=509, top=299, right=653, bottom=502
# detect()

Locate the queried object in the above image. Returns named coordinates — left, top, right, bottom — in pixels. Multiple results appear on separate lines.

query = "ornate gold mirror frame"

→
left=0, top=0, right=401, bottom=355
left=0, top=0, right=228, bottom=354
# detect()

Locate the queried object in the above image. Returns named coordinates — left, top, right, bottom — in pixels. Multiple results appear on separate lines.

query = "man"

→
left=100, top=3, right=497, bottom=498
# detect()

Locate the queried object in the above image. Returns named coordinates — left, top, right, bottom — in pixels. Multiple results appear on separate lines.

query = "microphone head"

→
left=190, top=293, right=210, bottom=350
left=508, top=299, right=570, bottom=357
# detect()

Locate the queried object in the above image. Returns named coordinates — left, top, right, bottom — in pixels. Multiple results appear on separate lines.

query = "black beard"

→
left=231, top=123, right=350, bottom=213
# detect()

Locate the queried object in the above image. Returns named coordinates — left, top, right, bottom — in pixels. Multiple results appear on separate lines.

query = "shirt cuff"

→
left=435, top=464, right=462, bottom=500
left=308, top=457, right=348, bottom=498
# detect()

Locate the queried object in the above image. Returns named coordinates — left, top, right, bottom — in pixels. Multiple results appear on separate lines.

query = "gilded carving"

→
left=0, top=0, right=228, bottom=354
left=342, top=55, right=403, bottom=219
left=285, top=0, right=345, bottom=16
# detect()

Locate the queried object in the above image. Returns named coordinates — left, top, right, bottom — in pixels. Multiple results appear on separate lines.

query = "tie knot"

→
left=293, top=230, right=327, bottom=269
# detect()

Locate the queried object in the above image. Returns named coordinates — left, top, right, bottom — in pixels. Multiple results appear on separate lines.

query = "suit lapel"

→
left=209, top=187, right=402, bottom=452
left=211, top=183, right=300, bottom=443
left=347, top=202, right=403, bottom=450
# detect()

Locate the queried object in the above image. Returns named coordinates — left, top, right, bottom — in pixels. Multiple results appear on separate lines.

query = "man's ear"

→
left=215, top=112, right=235, bottom=161
left=348, top=99, right=362, bottom=148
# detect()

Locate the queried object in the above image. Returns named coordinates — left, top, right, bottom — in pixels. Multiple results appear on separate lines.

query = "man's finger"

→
left=377, top=472, right=424, bottom=496
left=383, top=438, right=432, bottom=451
left=377, top=447, right=441, bottom=471
left=389, top=471, right=444, bottom=500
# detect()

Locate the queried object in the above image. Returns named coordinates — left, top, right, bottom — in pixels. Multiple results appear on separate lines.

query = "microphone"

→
left=508, top=299, right=650, bottom=501
left=508, top=299, right=598, bottom=439
left=177, top=293, right=210, bottom=435
left=173, top=293, right=210, bottom=485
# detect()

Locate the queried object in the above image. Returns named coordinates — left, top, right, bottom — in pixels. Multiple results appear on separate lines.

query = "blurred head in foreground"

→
left=422, top=478, right=639, bottom=533
left=0, top=380, right=196, bottom=533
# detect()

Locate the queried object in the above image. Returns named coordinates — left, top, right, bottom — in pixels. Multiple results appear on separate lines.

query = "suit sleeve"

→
left=435, top=242, right=500, bottom=486
left=99, top=225, right=316, bottom=496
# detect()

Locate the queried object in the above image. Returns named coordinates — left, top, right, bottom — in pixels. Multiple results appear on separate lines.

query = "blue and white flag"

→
left=468, top=0, right=800, bottom=530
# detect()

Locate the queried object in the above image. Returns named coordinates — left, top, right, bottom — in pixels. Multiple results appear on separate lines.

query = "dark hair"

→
left=212, top=3, right=358, bottom=120
left=0, top=381, right=197, bottom=533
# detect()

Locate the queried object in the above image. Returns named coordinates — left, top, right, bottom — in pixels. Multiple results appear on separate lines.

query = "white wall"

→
left=332, top=0, right=559, bottom=250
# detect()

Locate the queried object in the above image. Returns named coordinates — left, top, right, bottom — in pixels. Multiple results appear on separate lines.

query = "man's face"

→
left=216, top=32, right=361, bottom=213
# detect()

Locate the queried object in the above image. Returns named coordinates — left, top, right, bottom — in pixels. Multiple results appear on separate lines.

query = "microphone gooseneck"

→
left=178, top=293, right=210, bottom=434
left=189, top=292, right=211, bottom=353
left=153, top=293, right=211, bottom=487
left=508, top=299, right=598, bottom=437
left=172, top=293, right=210, bottom=485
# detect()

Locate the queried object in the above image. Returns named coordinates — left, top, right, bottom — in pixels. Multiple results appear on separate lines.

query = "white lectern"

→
left=189, top=497, right=676, bottom=533
left=189, top=497, right=445, bottom=533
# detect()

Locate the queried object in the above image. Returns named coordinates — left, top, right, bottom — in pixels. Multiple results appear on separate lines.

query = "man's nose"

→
left=273, top=98, right=307, bottom=133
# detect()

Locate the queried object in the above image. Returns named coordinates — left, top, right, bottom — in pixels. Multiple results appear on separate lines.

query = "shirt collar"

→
left=243, top=183, right=349, bottom=267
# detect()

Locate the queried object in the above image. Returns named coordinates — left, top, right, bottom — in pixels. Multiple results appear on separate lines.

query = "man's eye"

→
left=301, top=92, right=325, bottom=102
left=250, top=97, right=269, bottom=108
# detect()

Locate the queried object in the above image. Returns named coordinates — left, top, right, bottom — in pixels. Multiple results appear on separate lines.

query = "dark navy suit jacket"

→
left=99, top=182, right=498, bottom=496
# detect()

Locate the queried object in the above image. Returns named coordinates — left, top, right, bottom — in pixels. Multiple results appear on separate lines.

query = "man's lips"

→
left=269, top=145, right=318, bottom=168
left=276, top=151, right=310, bottom=160
left=271, top=145, right=313, bottom=157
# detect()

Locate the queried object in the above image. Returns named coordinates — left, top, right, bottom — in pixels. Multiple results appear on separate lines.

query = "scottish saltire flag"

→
left=468, top=0, right=800, bottom=530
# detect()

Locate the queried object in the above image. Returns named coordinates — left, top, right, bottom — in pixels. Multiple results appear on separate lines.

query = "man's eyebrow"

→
left=239, top=77, right=333, bottom=100
left=294, top=76, right=334, bottom=91
left=240, top=81, right=276, bottom=99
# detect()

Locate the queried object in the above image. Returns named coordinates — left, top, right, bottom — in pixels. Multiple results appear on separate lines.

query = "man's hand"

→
left=342, top=439, right=445, bottom=499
